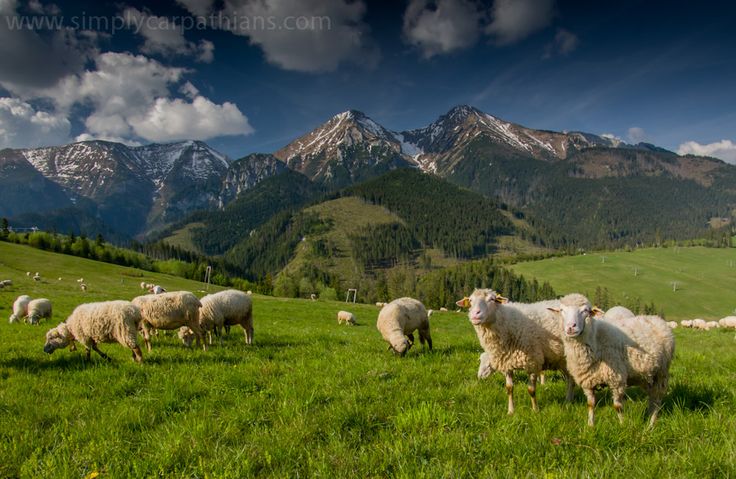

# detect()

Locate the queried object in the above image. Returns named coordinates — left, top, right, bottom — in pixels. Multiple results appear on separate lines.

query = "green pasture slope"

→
left=512, top=246, right=736, bottom=320
left=1, top=242, right=735, bottom=477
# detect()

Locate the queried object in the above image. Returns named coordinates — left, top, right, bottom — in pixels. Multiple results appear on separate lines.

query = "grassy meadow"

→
left=512, top=246, right=736, bottom=320
left=1, top=242, right=735, bottom=477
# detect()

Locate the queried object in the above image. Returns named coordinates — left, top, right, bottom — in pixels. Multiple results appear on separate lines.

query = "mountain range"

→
left=1, top=105, right=733, bottom=257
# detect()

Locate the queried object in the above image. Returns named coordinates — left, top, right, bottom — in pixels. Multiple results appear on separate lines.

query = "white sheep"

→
left=43, top=300, right=144, bottom=363
left=440, top=307, right=448, bottom=312
left=132, top=291, right=205, bottom=351
left=376, top=297, right=431, bottom=356
left=27, top=298, right=52, bottom=325
left=667, top=321, right=678, bottom=329
left=26, top=272, right=31, bottom=276
left=550, top=293, right=675, bottom=427
left=9, top=295, right=31, bottom=323
left=458, top=289, right=574, bottom=414
left=705, top=321, right=720, bottom=330
left=602, top=306, right=635, bottom=321
left=140, top=281, right=147, bottom=290
left=198, top=289, right=253, bottom=346
left=148, top=285, right=166, bottom=294
left=178, top=326, right=195, bottom=348
left=718, top=316, right=736, bottom=329
left=77, top=278, right=84, bottom=283
left=375, top=302, right=385, bottom=307
left=680, top=320, right=693, bottom=328
left=692, top=318, right=706, bottom=330
left=32, top=274, right=41, bottom=282
left=246, top=290, right=252, bottom=295
left=310, top=293, right=317, bottom=301
left=80, top=283, right=88, bottom=292
left=1, top=279, right=13, bottom=287
left=337, top=310, right=356, bottom=325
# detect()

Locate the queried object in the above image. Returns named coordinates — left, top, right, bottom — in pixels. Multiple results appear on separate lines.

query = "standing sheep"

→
left=9, top=295, right=32, bottom=323
left=198, top=289, right=253, bottom=346
left=337, top=310, right=356, bottom=325
left=132, top=291, right=205, bottom=351
left=376, top=297, right=431, bottom=356
left=549, top=293, right=675, bottom=427
left=602, top=306, right=635, bottom=321
left=718, top=316, right=736, bottom=329
left=458, top=289, right=575, bottom=414
left=43, top=300, right=144, bottom=363
left=27, top=298, right=52, bottom=325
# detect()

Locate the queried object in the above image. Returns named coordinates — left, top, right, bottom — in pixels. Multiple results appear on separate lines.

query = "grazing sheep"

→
left=1, top=279, right=13, bottom=287
left=718, top=316, right=736, bottom=329
left=140, top=281, right=147, bottom=290
left=550, top=293, right=674, bottom=427
left=9, top=295, right=31, bottom=323
left=32, top=274, right=41, bottom=282
left=680, top=320, right=693, bottom=328
left=667, top=321, right=678, bottom=329
left=148, top=285, right=166, bottom=294
left=440, top=307, right=448, bottom=312
left=178, top=326, right=195, bottom=348
left=80, top=283, right=88, bottom=292
left=198, top=289, right=253, bottom=346
left=458, top=289, right=574, bottom=414
left=43, top=300, right=144, bottom=363
left=376, top=297, right=431, bottom=356
left=27, top=298, right=52, bottom=325
left=337, top=310, right=356, bottom=325
left=602, top=306, right=635, bottom=322
left=310, top=293, right=317, bottom=301
left=705, top=321, right=720, bottom=330
left=375, top=302, right=385, bottom=307
left=132, top=291, right=205, bottom=351
left=692, top=318, right=706, bottom=330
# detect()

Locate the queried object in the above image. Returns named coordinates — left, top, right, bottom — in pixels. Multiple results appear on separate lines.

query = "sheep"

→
left=148, top=285, right=166, bottom=294
left=27, top=298, right=52, bottom=325
left=549, top=293, right=674, bottom=427
left=718, top=316, right=736, bottom=329
left=602, top=306, right=635, bottom=321
left=376, top=297, right=431, bottom=356
left=178, top=326, right=195, bottom=348
left=26, top=272, right=31, bottom=276
left=77, top=278, right=84, bottom=283
left=667, top=321, right=678, bottom=329
left=80, top=283, right=88, bottom=292
left=478, top=351, right=494, bottom=379
left=43, top=300, right=144, bottom=363
left=692, top=318, right=706, bottom=330
left=9, top=295, right=31, bottom=323
left=32, top=274, right=41, bottom=282
left=140, top=281, right=147, bottom=290
left=458, top=289, right=574, bottom=414
left=705, top=321, right=720, bottom=330
left=337, top=310, right=356, bottom=325
left=132, top=291, right=205, bottom=351
left=440, top=307, right=448, bottom=312
left=310, top=293, right=317, bottom=301
left=427, top=309, right=434, bottom=318
left=375, top=302, right=385, bottom=307
left=246, top=290, right=252, bottom=295
left=1, top=279, right=13, bottom=287
left=680, top=320, right=693, bottom=328
left=198, top=289, right=253, bottom=346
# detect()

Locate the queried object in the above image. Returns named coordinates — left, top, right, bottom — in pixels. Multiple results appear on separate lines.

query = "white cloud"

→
left=129, top=96, right=253, bottom=142
left=74, top=133, right=143, bottom=147
left=403, top=0, right=483, bottom=58
left=221, top=0, right=378, bottom=72
left=176, top=0, right=215, bottom=17
left=627, top=126, right=646, bottom=143
left=122, top=7, right=214, bottom=63
left=677, top=140, right=736, bottom=164
left=486, top=0, right=555, bottom=45
left=0, top=97, right=70, bottom=148
left=543, top=28, right=578, bottom=58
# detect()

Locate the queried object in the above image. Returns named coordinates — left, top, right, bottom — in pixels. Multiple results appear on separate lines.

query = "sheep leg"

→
left=131, top=346, right=143, bottom=364
left=527, top=373, right=539, bottom=412
left=505, top=372, right=515, bottom=415
left=564, top=374, right=576, bottom=402
left=419, top=327, right=432, bottom=350
left=539, top=374, right=546, bottom=385
left=243, top=312, right=254, bottom=345
left=140, top=323, right=152, bottom=352
left=584, top=388, right=596, bottom=427
left=192, top=324, right=208, bottom=352
left=91, top=342, right=111, bottom=361
left=611, top=387, right=625, bottom=424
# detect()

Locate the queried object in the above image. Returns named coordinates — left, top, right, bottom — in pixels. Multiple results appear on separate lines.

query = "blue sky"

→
left=1, top=0, right=735, bottom=163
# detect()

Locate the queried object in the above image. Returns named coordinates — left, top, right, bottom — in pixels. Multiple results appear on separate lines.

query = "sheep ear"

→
left=455, top=297, right=470, bottom=308
left=592, top=307, right=605, bottom=317
left=495, top=295, right=509, bottom=304
left=547, top=307, right=561, bottom=313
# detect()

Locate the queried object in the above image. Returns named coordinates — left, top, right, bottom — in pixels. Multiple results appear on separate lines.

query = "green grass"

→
left=1, top=242, right=736, bottom=477
left=511, top=246, right=736, bottom=320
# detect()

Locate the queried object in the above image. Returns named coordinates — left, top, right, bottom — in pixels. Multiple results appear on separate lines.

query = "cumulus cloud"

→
left=627, top=127, right=646, bottom=143
left=403, top=0, right=483, bottom=58
left=0, top=97, right=70, bottom=148
left=220, top=0, right=378, bottom=72
left=543, top=28, right=578, bottom=58
left=176, top=0, right=215, bottom=17
left=677, top=140, right=736, bottom=164
left=122, top=7, right=215, bottom=63
left=486, top=0, right=555, bottom=45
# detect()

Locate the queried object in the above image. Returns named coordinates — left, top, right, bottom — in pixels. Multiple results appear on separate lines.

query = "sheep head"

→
left=463, top=289, right=507, bottom=326
left=548, top=293, right=595, bottom=338
left=43, top=323, right=72, bottom=354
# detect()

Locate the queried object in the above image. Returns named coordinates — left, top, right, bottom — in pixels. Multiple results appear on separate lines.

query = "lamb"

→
left=26, top=298, right=52, bottom=325
left=178, top=326, right=195, bottom=348
left=132, top=291, right=205, bottom=351
left=43, top=300, right=144, bottom=363
left=198, top=289, right=253, bottom=345
left=718, top=316, right=736, bottom=329
left=9, top=295, right=31, bottom=323
left=376, top=297, right=431, bottom=356
left=458, top=289, right=574, bottom=414
left=549, top=293, right=675, bottom=427
left=337, top=310, right=356, bottom=325
left=602, top=306, right=635, bottom=321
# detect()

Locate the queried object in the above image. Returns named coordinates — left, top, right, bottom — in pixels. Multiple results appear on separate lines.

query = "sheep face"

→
left=390, top=336, right=412, bottom=356
left=43, top=323, right=71, bottom=354
left=465, top=289, right=501, bottom=326
left=550, top=294, right=595, bottom=338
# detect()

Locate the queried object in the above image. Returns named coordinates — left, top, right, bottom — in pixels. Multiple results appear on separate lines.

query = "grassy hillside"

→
left=511, top=246, right=736, bottom=320
left=0, top=243, right=735, bottom=477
